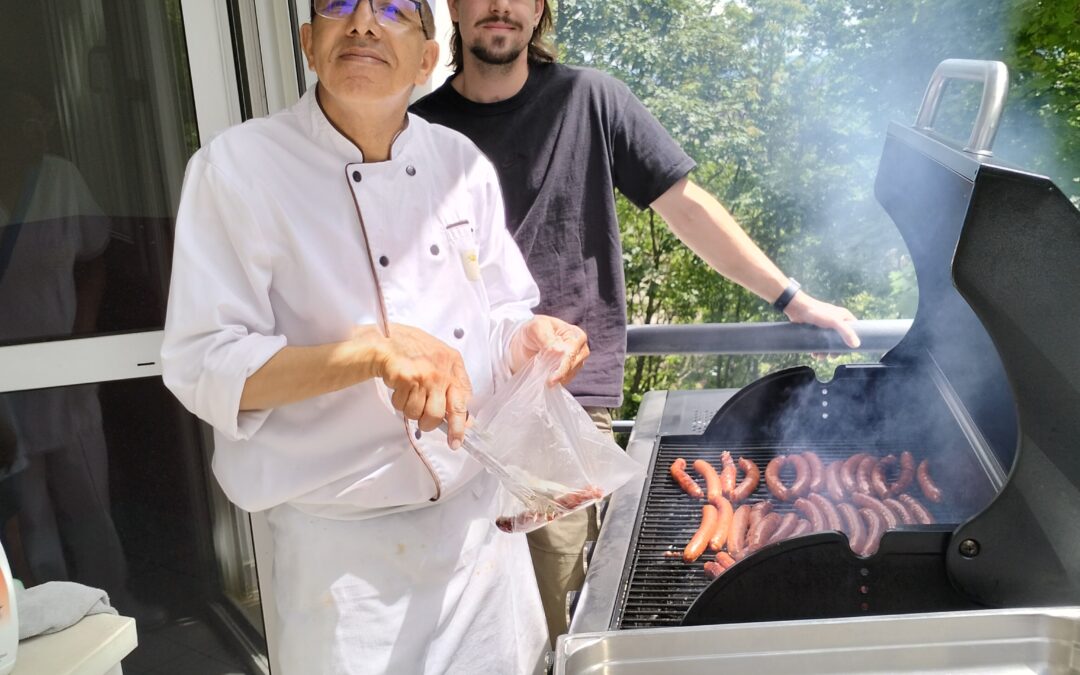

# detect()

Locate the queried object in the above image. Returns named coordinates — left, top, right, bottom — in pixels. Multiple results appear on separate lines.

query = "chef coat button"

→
left=379, top=255, right=389, bottom=267
left=453, top=328, right=465, bottom=339
left=406, top=165, right=416, bottom=176
left=430, top=244, right=440, bottom=256
left=352, top=170, right=362, bottom=183
left=414, top=428, right=422, bottom=440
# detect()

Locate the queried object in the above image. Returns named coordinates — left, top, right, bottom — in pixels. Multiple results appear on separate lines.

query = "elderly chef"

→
left=161, top=0, right=588, bottom=672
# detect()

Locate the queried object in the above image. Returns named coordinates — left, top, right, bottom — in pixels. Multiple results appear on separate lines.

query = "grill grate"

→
left=613, top=439, right=960, bottom=629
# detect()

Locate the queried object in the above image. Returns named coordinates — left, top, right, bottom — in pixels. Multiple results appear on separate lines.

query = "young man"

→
left=410, top=0, right=861, bottom=644
left=162, top=1, right=588, bottom=671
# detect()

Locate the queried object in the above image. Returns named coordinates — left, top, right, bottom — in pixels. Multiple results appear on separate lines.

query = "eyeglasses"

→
left=313, top=0, right=432, bottom=39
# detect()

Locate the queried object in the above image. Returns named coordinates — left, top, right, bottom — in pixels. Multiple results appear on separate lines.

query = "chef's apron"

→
left=266, top=472, right=548, bottom=674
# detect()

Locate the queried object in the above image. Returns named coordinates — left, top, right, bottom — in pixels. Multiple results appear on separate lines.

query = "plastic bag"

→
left=460, top=352, right=643, bottom=533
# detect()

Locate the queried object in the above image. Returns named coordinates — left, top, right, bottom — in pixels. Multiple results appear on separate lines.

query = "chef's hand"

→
left=369, top=323, right=473, bottom=450
left=783, top=292, right=861, bottom=350
left=509, top=315, right=590, bottom=386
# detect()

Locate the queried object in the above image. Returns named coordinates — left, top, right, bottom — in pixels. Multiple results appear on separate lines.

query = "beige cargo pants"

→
left=525, top=407, right=612, bottom=648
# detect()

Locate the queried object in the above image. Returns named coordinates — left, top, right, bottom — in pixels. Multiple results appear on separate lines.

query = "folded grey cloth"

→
left=15, top=581, right=118, bottom=640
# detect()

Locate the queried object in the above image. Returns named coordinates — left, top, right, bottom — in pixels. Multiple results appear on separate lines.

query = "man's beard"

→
left=469, top=37, right=526, bottom=66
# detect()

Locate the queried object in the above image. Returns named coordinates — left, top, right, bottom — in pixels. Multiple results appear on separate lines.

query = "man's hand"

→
left=509, top=315, right=590, bottom=386
left=368, top=323, right=473, bottom=449
left=783, top=292, right=861, bottom=349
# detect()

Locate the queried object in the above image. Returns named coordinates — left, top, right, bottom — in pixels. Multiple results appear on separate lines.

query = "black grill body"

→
left=610, top=120, right=1080, bottom=629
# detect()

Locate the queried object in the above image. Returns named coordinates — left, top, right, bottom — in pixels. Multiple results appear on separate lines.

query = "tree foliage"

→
left=553, top=0, right=1080, bottom=421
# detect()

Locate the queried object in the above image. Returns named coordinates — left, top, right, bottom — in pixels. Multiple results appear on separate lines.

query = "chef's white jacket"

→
left=161, top=88, right=540, bottom=519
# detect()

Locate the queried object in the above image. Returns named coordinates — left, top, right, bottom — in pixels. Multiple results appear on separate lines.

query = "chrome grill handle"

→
left=914, top=59, right=1009, bottom=156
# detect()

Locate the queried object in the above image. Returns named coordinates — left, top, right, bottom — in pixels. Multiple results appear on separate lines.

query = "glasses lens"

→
left=314, top=0, right=361, bottom=19
left=372, top=0, right=421, bottom=28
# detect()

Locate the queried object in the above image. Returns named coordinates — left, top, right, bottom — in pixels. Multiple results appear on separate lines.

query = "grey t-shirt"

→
left=411, top=63, right=695, bottom=407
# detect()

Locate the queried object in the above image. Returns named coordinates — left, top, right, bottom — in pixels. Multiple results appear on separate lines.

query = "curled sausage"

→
left=747, top=512, right=782, bottom=551
left=841, top=453, right=868, bottom=493
left=719, top=451, right=738, bottom=499
left=851, top=492, right=898, bottom=529
left=790, top=518, right=812, bottom=537
left=825, top=461, right=847, bottom=502
left=693, top=459, right=723, bottom=505
left=803, top=452, right=825, bottom=493
left=788, top=455, right=812, bottom=499
left=769, top=512, right=800, bottom=544
left=882, top=497, right=914, bottom=525
left=731, top=457, right=761, bottom=502
left=715, top=551, right=736, bottom=569
left=727, top=504, right=752, bottom=557
left=765, top=457, right=790, bottom=502
left=859, top=507, right=885, bottom=556
left=703, top=561, right=724, bottom=579
left=794, top=497, right=825, bottom=531
left=856, top=456, right=877, bottom=494
left=890, top=451, right=915, bottom=497
left=898, top=493, right=936, bottom=524
left=683, top=504, right=718, bottom=563
left=871, top=454, right=896, bottom=498
left=670, top=458, right=703, bottom=499
left=836, top=502, right=865, bottom=553
left=917, top=459, right=943, bottom=504
left=809, top=493, right=843, bottom=531
left=708, top=496, right=734, bottom=552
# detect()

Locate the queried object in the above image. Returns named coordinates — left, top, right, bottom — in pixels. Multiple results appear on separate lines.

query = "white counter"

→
left=13, top=614, right=136, bottom=675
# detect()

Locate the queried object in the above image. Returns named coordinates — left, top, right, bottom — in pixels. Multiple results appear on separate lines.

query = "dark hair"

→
left=310, top=0, right=435, bottom=40
left=450, top=1, right=556, bottom=73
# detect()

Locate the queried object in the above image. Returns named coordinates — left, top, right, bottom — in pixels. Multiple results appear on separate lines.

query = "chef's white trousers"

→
left=266, top=473, right=548, bottom=674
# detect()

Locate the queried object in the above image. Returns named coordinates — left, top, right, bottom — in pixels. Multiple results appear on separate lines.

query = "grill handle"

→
left=914, top=59, right=1009, bottom=156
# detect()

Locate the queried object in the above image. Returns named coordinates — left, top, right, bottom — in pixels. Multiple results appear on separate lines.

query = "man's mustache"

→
left=475, top=16, right=524, bottom=30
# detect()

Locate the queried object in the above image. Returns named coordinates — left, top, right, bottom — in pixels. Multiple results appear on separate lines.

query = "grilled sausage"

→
left=731, top=457, right=761, bottom=502
left=917, top=459, right=943, bottom=504
left=870, top=454, right=894, bottom=498
left=693, top=459, right=723, bottom=505
left=841, top=453, right=869, bottom=493
left=765, top=457, right=791, bottom=502
left=748, top=500, right=773, bottom=529
left=856, top=455, right=877, bottom=494
left=670, top=458, right=703, bottom=499
left=715, top=551, right=736, bottom=569
left=788, top=455, right=812, bottom=499
left=727, top=504, right=752, bottom=557
left=859, top=507, right=885, bottom=556
left=790, top=518, right=812, bottom=536
left=747, top=512, right=782, bottom=550
left=769, top=512, right=800, bottom=543
left=794, top=497, right=826, bottom=531
left=898, top=493, right=936, bottom=524
left=683, top=504, right=718, bottom=563
left=882, top=497, right=915, bottom=525
left=708, top=495, right=734, bottom=552
left=803, top=451, right=825, bottom=493
left=809, top=493, right=843, bottom=531
left=703, top=561, right=724, bottom=579
left=825, top=461, right=847, bottom=502
left=890, top=451, right=916, bottom=497
left=837, top=502, right=865, bottom=553
left=851, top=492, right=899, bottom=529
left=719, top=451, right=738, bottom=499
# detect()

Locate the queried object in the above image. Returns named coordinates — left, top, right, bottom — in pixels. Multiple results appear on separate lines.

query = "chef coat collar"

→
left=305, top=84, right=415, bottom=163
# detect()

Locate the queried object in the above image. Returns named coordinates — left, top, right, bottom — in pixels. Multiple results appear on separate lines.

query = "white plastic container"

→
left=0, top=541, right=17, bottom=675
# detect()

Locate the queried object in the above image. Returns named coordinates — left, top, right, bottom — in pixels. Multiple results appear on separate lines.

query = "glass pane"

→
left=0, top=0, right=198, bottom=347
left=0, top=377, right=265, bottom=674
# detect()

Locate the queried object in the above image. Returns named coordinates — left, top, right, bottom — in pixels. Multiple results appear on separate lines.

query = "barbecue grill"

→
left=560, top=59, right=1080, bottom=670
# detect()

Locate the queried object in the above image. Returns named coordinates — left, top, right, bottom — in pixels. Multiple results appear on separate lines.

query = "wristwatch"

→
left=772, top=278, right=801, bottom=313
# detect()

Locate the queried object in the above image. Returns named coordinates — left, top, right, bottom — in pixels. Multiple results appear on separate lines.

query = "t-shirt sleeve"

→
left=160, top=155, right=287, bottom=441
left=607, top=78, right=697, bottom=210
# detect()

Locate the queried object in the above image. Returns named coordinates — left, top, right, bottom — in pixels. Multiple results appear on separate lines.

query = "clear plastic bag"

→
left=460, top=352, right=643, bottom=533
